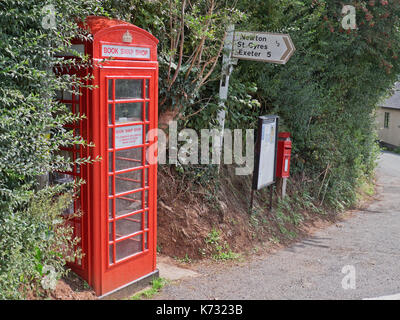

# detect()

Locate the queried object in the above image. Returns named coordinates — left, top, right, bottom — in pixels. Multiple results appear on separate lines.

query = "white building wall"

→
left=377, top=108, right=400, bottom=147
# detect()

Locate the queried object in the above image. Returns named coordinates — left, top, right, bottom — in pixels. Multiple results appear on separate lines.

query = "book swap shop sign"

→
left=102, top=44, right=150, bottom=59
left=115, top=125, right=143, bottom=149
left=232, top=31, right=295, bottom=65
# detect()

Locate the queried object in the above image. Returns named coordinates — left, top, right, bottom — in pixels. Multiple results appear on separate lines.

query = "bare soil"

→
left=156, top=165, right=375, bottom=261
left=25, top=271, right=97, bottom=300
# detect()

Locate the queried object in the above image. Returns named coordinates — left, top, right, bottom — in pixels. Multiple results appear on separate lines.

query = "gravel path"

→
left=155, top=152, right=400, bottom=300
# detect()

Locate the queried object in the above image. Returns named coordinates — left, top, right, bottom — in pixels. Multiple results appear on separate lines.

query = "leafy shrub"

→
left=0, top=188, right=81, bottom=299
left=228, top=0, right=400, bottom=210
left=0, top=0, right=105, bottom=299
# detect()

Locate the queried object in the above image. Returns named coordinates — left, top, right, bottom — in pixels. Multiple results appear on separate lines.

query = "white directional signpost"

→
left=217, top=28, right=296, bottom=140
left=215, top=28, right=295, bottom=212
left=232, top=31, right=296, bottom=64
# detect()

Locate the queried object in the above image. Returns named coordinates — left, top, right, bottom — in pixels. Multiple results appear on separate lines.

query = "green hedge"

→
left=0, top=0, right=104, bottom=299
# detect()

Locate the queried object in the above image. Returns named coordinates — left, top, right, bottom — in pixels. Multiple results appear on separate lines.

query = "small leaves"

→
left=0, top=0, right=98, bottom=299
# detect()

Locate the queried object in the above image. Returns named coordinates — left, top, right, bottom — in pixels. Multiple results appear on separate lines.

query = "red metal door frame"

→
left=89, top=65, right=158, bottom=295
left=53, top=64, right=90, bottom=281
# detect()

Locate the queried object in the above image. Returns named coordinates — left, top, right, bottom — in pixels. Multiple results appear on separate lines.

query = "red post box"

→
left=52, top=16, right=159, bottom=297
left=276, top=132, right=292, bottom=178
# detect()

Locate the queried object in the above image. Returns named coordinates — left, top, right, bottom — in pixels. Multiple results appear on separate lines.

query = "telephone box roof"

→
left=80, top=15, right=158, bottom=44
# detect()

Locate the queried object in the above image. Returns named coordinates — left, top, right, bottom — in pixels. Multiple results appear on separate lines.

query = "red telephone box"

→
left=53, top=16, right=159, bottom=297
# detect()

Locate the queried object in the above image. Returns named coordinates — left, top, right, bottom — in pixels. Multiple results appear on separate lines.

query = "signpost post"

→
left=216, top=24, right=235, bottom=171
left=217, top=28, right=295, bottom=212
left=230, top=30, right=295, bottom=212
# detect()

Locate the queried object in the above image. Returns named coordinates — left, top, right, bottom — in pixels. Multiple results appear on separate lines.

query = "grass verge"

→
left=129, top=277, right=168, bottom=300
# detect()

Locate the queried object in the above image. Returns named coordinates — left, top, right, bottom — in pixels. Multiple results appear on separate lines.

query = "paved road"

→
left=155, top=152, right=400, bottom=300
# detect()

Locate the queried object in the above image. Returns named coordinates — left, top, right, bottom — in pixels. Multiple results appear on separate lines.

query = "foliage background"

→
left=1, top=0, right=400, bottom=299
left=230, top=0, right=400, bottom=209
left=107, top=0, right=400, bottom=208
left=0, top=0, right=104, bottom=299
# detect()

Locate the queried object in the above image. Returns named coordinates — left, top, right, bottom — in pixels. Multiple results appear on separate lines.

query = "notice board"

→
left=252, top=116, right=279, bottom=190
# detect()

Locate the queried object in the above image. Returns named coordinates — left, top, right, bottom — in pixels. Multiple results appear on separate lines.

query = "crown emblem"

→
left=122, top=31, right=133, bottom=43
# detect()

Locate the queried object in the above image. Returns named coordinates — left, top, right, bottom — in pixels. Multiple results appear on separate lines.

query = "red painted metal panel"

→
left=97, top=67, right=157, bottom=295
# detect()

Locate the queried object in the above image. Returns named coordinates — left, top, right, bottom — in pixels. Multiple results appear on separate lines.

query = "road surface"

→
left=155, top=152, right=400, bottom=300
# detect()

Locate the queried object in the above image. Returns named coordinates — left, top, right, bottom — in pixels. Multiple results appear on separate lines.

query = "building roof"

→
left=382, top=82, right=400, bottom=110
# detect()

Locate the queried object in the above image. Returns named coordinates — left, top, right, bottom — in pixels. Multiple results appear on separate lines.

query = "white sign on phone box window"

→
left=115, top=125, right=143, bottom=148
